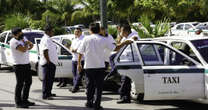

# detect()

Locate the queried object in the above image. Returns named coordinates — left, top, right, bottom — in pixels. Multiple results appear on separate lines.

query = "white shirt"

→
left=121, top=32, right=140, bottom=43
left=104, top=34, right=115, bottom=62
left=77, top=34, right=116, bottom=69
left=71, top=35, right=84, bottom=61
left=10, top=37, right=30, bottom=65
left=39, top=34, right=58, bottom=65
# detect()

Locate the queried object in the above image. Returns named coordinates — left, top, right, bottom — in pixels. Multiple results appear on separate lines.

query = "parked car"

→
left=114, top=38, right=208, bottom=103
left=187, top=22, right=208, bottom=36
left=171, top=22, right=199, bottom=36
left=0, top=29, right=44, bottom=71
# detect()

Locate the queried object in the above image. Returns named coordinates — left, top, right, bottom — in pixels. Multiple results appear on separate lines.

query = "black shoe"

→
left=56, top=82, right=62, bottom=86
left=94, top=106, right=103, bottom=110
left=70, top=88, right=79, bottom=93
left=42, top=96, right=53, bottom=100
left=23, top=100, right=35, bottom=106
left=49, top=93, right=56, bottom=97
left=85, top=102, right=93, bottom=108
left=117, top=99, right=131, bottom=104
left=15, top=104, right=29, bottom=108
left=59, top=83, right=67, bottom=88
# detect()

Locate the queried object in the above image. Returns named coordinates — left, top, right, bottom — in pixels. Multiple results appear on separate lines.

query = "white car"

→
left=171, top=22, right=199, bottom=36
left=114, top=37, right=208, bottom=103
left=188, top=22, right=208, bottom=36
left=0, top=29, right=44, bottom=71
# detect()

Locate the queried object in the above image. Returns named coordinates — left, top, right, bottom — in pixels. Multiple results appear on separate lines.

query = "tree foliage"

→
left=1, top=0, right=208, bottom=33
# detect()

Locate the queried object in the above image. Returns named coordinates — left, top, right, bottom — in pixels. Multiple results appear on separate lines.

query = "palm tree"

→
left=132, top=15, right=170, bottom=38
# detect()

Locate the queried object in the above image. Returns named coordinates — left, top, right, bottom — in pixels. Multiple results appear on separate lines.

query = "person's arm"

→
left=43, top=49, right=50, bottom=64
left=77, top=53, right=83, bottom=73
left=16, top=43, right=29, bottom=52
left=71, top=48, right=77, bottom=53
left=116, top=33, right=123, bottom=44
left=25, top=40, right=33, bottom=50
left=114, top=40, right=133, bottom=51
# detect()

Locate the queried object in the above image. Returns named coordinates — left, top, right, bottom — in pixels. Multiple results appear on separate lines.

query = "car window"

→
left=6, top=33, right=13, bottom=44
left=0, top=32, right=7, bottom=43
left=62, top=39, right=72, bottom=49
left=176, top=24, right=184, bottom=30
left=118, top=44, right=140, bottom=63
left=171, top=42, right=200, bottom=63
left=61, top=39, right=72, bottom=55
left=138, top=44, right=163, bottom=65
left=191, top=39, right=208, bottom=64
left=23, top=32, right=44, bottom=44
left=137, top=43, right=195, bottom=66
left=185, top=24, right=192, bottom=30
left=51, top=41, right=71, bottom=56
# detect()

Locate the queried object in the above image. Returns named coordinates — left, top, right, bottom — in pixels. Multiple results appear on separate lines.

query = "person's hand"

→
left=124, top=40, right=133, bottom=45
left=77, top=64, right=82, bottom=73
left=72, top=49, right=77, bottom=53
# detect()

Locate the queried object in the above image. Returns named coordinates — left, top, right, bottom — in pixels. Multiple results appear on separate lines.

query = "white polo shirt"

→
left=39, top=34, right=58, bottom=66
left=10, top=37, right=30, bottom=65
left=121, top=32, right=140, bottom=43
left=104, top=34, right=115, bottom=62
left=77, top=34, right=116, bottom=69
left=71, top=35, right=84, bottom=61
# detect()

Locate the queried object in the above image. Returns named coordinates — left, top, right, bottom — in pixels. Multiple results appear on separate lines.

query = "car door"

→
left=0, top=32, right=8, bottom=65
left=4, top=32, right=14, bottom=65
left=115, top=43, right=145, bottom=94
left=136, top=42, right=205, bottom=100
left=35, top=38, right=73, bottom=80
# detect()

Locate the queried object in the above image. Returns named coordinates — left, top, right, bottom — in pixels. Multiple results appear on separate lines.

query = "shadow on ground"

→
left=140, top=100, right=208, bottom=110
left=29, top=105, right=142, bottom=110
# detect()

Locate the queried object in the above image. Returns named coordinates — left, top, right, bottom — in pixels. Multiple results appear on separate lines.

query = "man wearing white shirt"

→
left=117, top=24, right=140, bottom=104
left=70, top=27, right=85, bottom=93
left=77, top=23, right=132, bottom=110
left=10, top=27, right=35, bottom=108
left=99, top=27, right=115, bottom=67
left=39, top=25, right=58, bottom=100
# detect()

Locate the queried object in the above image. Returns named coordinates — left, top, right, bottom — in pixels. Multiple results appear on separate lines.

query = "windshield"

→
left=191, top=39, right=208, bottom=64
left=24, top=32, right=44, bottom=43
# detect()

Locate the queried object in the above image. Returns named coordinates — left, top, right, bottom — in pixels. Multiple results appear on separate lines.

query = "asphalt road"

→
left=0, top=66, right=208, bottom=110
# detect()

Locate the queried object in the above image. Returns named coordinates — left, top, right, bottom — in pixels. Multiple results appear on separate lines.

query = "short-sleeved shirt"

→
left=39, top=34, right=58, bottom=65
left=121, top=32, right=140, bottom=43
left=77, top=34, right=116, bottom=69
left=104, top=34, right=115, bottom=62
left=10, top=37, right=30, bottom=65
left=71, top=35, right=84, bottom=61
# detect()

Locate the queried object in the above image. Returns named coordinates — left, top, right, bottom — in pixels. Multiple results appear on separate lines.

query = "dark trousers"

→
left=42, top=62, right=56, bottom=98
left=85, top=68, right=105, bottom=107
left=119, top=75, right=131, bottom=100
left=14, top=64, right=32, bottom=104
left=72, top=61, right=84, bottom=89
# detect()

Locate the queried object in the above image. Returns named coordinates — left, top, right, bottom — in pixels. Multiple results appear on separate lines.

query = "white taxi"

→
left=114, top=38, right=208, bottom=102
